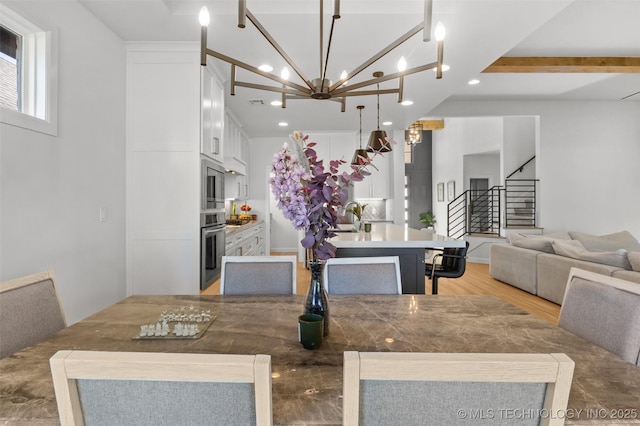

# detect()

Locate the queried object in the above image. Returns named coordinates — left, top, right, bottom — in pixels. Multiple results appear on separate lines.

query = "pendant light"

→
left=351, top=105, right=369, bottom=165
left=367, top=71, right=391, bottom=152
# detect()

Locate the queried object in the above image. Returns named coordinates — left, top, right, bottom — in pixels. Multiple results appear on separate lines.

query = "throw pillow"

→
left=553, top=240, right=632, bottom=270
left=509, top=233, right=555, bottom=253
left=568, top=231, right=640, bottom=252
left=628, top=252, right=640, bottom=272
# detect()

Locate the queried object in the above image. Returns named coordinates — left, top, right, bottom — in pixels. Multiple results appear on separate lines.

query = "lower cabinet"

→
left=226, top=222, right=265, bottom=257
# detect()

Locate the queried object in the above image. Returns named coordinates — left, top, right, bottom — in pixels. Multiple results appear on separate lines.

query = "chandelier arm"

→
left=205, top=48, right=311, bottom=94
left=235, top=81, right=310, bottom=97
left=320, top=17, right=338, bottom=93
left=319, top=0, right=323, bottom=79
left=339, top=88, right=399, bottom=97
left=332, top=62, right=437, bottom=96
left=328, top=22, right=423, bottom=92
left=245, top=9, right=315, bottom=90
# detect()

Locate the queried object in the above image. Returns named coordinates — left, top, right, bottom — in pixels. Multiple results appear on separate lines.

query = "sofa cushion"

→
left=537, top=254, right=624, bottom=305
left=612, top=270, right=640, bottom=285
left=568, top=231, right=640, bottom=252
left=553, top=240, right=632, bottom=270
left=508, top=233, right=564, bottom=253
left=628, top=252, right=640, bottom=272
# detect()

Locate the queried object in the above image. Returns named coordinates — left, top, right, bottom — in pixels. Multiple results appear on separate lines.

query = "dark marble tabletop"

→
left=1, top=295, right=639, bottom=425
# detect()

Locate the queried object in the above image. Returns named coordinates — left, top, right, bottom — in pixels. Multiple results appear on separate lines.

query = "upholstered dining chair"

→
left=558, top=267, right=640, bottom=365
left=0, top=270, right=67, bottom=359
left=50, top=350, right=273, bottom=426
left=323, top=256, right=402, bottom=295
left=343, top=351, right=574, bottom=426
left=220, top=255, right=297, bottom=295
left=428, top=241, right=469, bottom=295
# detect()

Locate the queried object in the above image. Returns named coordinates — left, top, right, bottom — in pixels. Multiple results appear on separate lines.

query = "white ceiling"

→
left=79, top=0, right=640, bottom=137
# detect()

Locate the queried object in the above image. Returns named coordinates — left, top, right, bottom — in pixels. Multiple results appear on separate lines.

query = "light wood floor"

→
left=202, top=254, right=561, bottom=325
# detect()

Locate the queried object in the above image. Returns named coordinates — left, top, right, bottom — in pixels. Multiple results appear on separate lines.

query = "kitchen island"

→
left=329, top=223, right=465, bottom=294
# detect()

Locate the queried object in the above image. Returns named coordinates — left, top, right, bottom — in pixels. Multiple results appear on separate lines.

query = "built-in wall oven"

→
left=201, top=158, right=226, bottom=290
left=202, top=158, right=225, bottom=212
left=201, top=211, right=226, bottom=290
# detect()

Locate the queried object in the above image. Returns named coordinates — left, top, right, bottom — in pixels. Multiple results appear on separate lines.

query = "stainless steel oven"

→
left=201, top=211, right=226, bottom=290
left=202, top=158, right=225, bottom=212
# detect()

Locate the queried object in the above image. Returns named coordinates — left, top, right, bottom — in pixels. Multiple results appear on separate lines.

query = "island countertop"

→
left=329, top=222, right=464, bottom=249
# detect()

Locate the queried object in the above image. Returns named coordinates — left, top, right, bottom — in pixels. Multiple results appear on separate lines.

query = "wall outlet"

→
left=99, top=206, right=108, bottom=222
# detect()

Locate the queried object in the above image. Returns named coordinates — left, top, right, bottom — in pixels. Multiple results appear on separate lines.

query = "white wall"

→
left=431, top=117, right=503, bottom=235
left=503, top=116, right=536, bottom=180
left=0, top=1, right=126, bottom=323
left=430, top=100, right=640, bottom=238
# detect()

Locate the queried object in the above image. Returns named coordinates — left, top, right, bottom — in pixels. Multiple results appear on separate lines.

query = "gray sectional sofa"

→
left=490, top=231, right=640, bottom=305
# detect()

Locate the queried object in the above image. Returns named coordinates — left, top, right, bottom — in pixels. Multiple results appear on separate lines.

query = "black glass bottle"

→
left=304, top=260, right=330, bottom=337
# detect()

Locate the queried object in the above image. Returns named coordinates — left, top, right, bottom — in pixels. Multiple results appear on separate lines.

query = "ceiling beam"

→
left=483, top=57, right=640, bottom=73
left=414, top=120, right=444, bottom=130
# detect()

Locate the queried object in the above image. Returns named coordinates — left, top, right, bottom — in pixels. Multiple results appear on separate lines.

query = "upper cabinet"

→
left=354, top=151, right=391, bottom=199
left=224, top=112, right=248, bottom=175
left=201, top=64, right=224, bottom=163
left=326, top=132, right=391, bottom=200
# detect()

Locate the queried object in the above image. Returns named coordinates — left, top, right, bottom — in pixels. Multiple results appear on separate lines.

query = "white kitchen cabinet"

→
left=201, top=65, right=224, bottom=163
left=223, top=112, right=247, bottom=175
left=225, top=173, right=249, bottom=200
left=354, top=151, right=391, bottom=199
left=225, top=222, right=265, bottom=256
left=126, top=44, right=203, bottom=296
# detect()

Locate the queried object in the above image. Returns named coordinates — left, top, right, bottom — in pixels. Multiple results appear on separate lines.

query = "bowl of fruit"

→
left=239, top=204, right=252, bottom=221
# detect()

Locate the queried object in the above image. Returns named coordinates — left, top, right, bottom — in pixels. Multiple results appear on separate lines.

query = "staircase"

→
left=447, top=178, right=539, bottom=240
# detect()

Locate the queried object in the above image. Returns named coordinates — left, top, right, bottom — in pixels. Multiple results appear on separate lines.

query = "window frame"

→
left=0, top=4, right=58, bottom=136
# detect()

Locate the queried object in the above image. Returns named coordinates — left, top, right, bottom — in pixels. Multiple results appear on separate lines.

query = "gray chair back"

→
left=343, top=352, right=574, bottom=426
left=0, top=270, right=66, bottom=359
left=50, top=350, right=273, bottom=426
left=220, top=255, right=296, bottom=295
left=323, top=256, right=402, bottom=295
left=559, top=267, right=640, bottom=365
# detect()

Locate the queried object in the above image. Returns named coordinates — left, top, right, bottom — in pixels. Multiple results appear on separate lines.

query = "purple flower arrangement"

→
left=270, top=131, right=390, bottom=260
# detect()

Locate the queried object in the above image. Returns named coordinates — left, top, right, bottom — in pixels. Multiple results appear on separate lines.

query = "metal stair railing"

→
left=504, top=179, right=538, bottom=228
left=447, top=191, right=468, bottom=239
left=447, top=186, right=502, bottom=239
left=446, top=178, right=538, bottom=238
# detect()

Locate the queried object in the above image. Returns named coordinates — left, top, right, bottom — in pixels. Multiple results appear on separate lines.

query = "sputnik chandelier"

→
left=199, top=0, right=445, bottom=111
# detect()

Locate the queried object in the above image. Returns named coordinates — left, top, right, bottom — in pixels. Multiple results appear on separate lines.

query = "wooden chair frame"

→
left=323, top=256, right=402, bottom=295
left=50, top=350, right=273, bottom=426
left=220, top=255, right=297, bottom=295
left=343, top=351, right=574, bottom=426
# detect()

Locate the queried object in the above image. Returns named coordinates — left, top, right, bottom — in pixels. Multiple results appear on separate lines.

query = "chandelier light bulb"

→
left=281, top=67, right=290, bottom=80
left=340, top=70, right=349, bottom=85
left=199, top=6, right=210, bottom=27
left=397, top=56, right=407, bottom=72
left=435, top=21, right=446, bottom=41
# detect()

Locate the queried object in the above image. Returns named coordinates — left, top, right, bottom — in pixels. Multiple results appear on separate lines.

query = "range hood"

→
left=224, top=156, right=246, bottom=175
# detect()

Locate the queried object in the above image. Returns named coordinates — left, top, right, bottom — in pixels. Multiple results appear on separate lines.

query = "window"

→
left=0, top=25, right=20, bottom=111
left=0, top=4, right=58, bottom=135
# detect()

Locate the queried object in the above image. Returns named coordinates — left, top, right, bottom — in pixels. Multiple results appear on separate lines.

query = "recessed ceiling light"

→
left=271, top=100, right=282, bottom=106
left=401, top=100, right=413, bottom=106
left=432, top=64, right=450, bottom=73
left=468, top=79, right=480, bottom=85
left=278, top=122, right=288, bottom=127
left=258, top=64, right=273, bottom=72
left=382, top=121, right=392, bottom=126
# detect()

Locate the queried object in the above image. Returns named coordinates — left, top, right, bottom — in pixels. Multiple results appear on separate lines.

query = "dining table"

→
left=1, top=294, right=639, bottom=425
